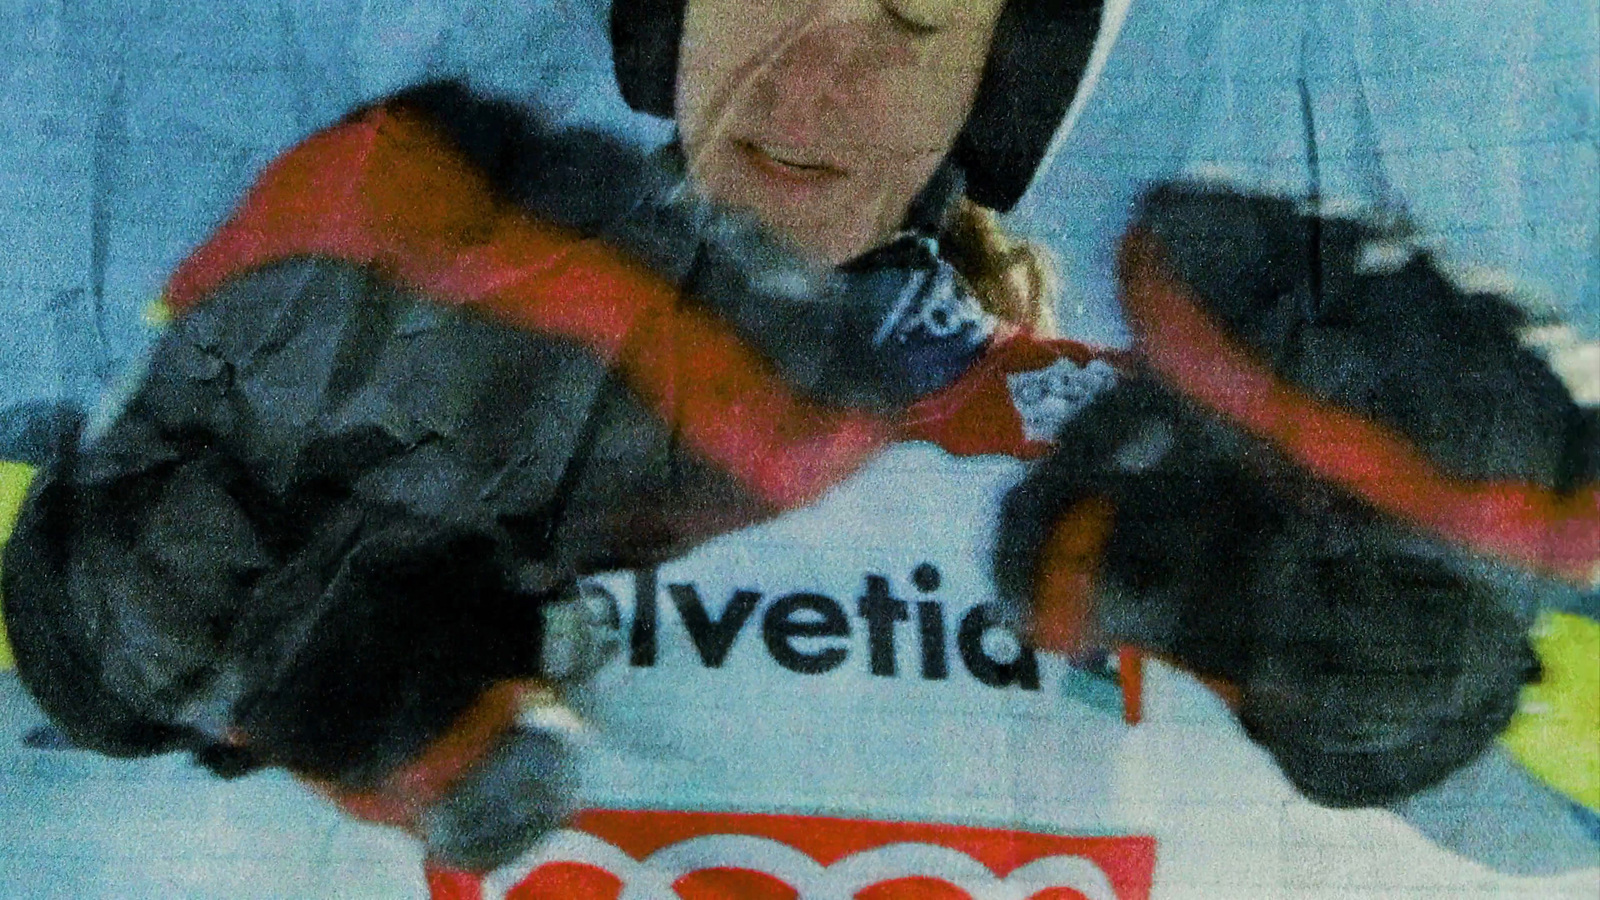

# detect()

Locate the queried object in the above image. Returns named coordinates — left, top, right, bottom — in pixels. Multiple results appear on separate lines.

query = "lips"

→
left=736, top=139, right=847, bottom=184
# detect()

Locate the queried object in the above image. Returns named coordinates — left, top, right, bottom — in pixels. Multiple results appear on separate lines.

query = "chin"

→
left=772, top=215, right=868, bottom=264
left=698, top=145, right=880, bottom=264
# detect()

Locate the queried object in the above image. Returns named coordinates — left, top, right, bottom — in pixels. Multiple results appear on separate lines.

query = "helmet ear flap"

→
left=953, top=0, right=1103, bottom=212
left=609, top=0, right=684, bottom=119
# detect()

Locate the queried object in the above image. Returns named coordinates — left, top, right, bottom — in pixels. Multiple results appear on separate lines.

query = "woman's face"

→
left=676, top=0, right=1007, bottom=264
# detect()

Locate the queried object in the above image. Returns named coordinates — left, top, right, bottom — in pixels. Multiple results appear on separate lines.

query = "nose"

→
left=760, top=12, right=914, bottom=146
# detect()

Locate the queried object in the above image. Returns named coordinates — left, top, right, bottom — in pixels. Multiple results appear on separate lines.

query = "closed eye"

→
left=879, top=1, right=943, bottom=37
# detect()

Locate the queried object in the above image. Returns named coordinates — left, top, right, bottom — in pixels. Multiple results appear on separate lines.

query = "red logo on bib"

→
left=432, top=809, right=1156, bottom=900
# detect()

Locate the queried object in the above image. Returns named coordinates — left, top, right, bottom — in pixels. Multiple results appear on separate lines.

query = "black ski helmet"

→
left=610, top=0, right=1108, bottom=213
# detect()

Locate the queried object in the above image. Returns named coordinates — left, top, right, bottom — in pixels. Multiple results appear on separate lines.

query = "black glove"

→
left=995, top=181, right=1597, bottom=807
